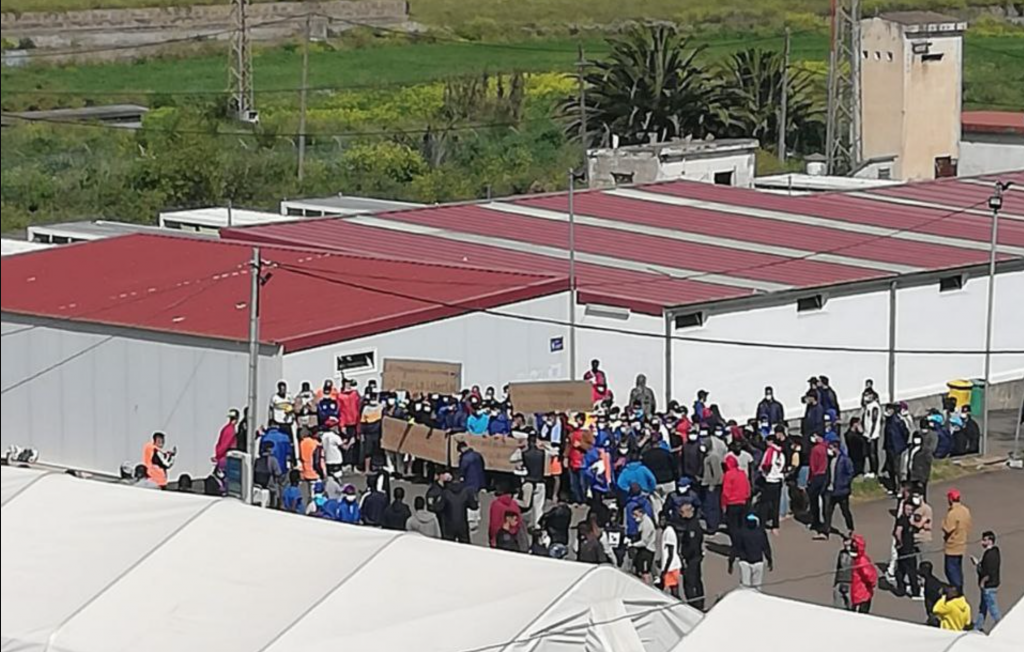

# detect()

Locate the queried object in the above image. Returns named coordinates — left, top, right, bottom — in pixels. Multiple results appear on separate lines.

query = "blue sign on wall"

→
left=550, top=337, right=565, bottom=353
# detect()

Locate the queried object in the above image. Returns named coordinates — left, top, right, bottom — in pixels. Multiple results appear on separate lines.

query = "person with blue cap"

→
left=729, top=512, right=774, bottom=590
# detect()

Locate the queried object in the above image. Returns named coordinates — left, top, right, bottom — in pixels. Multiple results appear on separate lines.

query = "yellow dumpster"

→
left=947, top=379, right=973, bottom=410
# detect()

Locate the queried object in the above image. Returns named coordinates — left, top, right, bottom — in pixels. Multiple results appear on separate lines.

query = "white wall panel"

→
left=671, top=292, right=891, bottom=420
left=895, top=270, right=1024, bottom=398
left=1, top=320, right=281, bottom=478
left=575, top=307, right=665, bottom=406
left=283, top=293, right=572, bottom=395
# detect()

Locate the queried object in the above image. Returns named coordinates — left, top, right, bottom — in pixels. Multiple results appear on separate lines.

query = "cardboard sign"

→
left=509, top=381, right=593, bottom=415
left=382, top=417, right=552, bottom=475
left=382, top=417, right=451, bottom=466
left=382, top=359, right=462, bottom=396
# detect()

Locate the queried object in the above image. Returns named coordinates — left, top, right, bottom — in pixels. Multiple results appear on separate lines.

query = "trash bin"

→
left=970, top=379, right=986, bottom=416
left=947, top=379, right=973, bottom=410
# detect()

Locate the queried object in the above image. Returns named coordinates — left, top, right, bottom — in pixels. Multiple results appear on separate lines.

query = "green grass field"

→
left=4, top=32, right=1021, bottom=112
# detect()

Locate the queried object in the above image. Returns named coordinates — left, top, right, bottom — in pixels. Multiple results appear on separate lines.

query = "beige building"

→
left=860, top=12, right=967, bottom=181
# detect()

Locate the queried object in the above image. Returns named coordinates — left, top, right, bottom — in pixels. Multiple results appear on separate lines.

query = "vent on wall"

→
left=797, top=295, right=826, bottom=312
left=940, top=275, right=965, bottom=292
left=584, top=304, right=632, bottom=321
left=674, top=312, right=705, bottom=329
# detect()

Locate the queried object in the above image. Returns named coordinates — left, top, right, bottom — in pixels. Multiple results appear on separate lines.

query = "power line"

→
left=271, top=260, right=1023, bottom=356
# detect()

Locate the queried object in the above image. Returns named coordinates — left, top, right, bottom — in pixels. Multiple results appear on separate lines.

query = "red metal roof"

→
left=962, top=111, right=1024, bottom=136
left=848, top=175, right=1024, bottom=219
left=223, top=174, right=1023, bottom=316
left=0, top=234, right=568, bottom=352
left=224, top=220, right=751, bottom=315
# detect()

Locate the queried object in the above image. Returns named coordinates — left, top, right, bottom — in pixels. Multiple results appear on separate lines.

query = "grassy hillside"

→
left=0, top=0, right=1017, bottom=24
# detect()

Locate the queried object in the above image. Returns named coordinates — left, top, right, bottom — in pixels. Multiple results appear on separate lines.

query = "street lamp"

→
left=567, top=168, right=586, bottom=381
left=982, top=181, right=1012, bottom=457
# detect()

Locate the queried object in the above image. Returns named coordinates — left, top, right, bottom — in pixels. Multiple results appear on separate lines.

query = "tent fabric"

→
left=0, top=467, right=700, bottom=652
left=992, top=598, right=1023, bottom=645
left=674, top=590, right=959, bottom=652
left=673, top=591, right=1018, bottom=652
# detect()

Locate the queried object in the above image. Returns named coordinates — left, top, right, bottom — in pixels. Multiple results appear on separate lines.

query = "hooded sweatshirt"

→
left=489, top=494, right=523, bottom=547
left=408, top=509, right=442, bottom=539
left=934, top=595, right=972, bottom=631
left=721, top=456, right=751, bottom=510
left=850, top=534, right=878, bottom=607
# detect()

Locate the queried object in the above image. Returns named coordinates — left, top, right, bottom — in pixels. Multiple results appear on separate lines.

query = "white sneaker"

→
left=911, top=594, right=925, bottom=602
left=864, top=473, right=876, bottom=480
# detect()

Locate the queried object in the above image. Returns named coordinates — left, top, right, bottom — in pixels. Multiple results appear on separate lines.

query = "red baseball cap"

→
left=947, top=488, right=961, bottom=501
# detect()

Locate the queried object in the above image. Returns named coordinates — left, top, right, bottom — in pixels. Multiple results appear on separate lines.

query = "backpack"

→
left=253, top=455, right=272, bottom=489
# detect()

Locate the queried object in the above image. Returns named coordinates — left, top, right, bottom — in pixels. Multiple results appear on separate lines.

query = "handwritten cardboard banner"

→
left=382, top=359, right=462, bottom=396
left=382, top=417, right=550, bottom=474
left=509, top=380, right=593, bottom=415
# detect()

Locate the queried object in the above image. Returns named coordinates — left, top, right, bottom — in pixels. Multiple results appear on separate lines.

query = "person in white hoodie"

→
left=862, top=390, right=884, bottom=479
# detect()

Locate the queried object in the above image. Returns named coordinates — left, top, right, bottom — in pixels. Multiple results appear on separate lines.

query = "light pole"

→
left=246, top=247, right=262, bottom=468
left=568, top=169, right=578, bottom=381
left=982, top=181, right=1011, bottom=457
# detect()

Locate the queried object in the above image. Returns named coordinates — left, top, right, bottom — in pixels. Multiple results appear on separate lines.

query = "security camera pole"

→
left=983, top=181, right=1011, bottom=457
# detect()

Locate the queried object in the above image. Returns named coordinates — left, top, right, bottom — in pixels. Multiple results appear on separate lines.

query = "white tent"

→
left=671, top=590, right=1016, bottom=652
left=992, top=598, right=1023, bottom=645
left=0, top=466, right=700, bottom=652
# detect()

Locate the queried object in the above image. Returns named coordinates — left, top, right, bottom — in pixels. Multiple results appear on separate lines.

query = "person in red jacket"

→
left=808, top=433, right=830, bottom=540
left=722, top=455, right=752, bottom=559
left=489, top=484, right=523, bottom=548
left=850, top=533, right=879, bottom=613
left=337, top=378, right=362, bottom=469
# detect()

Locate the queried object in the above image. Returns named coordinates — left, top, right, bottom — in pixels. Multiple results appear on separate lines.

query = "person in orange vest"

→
left=142, top=432, right=176, bottom=489
left=299, top=430, right=325, bottom=505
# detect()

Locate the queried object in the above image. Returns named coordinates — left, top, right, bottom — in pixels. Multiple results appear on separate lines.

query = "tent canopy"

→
left=672, top=590, right=1015, bottom=652
left=992, top=597, right=1023, bottom=645
left=0, top=466, right=700, bottom=652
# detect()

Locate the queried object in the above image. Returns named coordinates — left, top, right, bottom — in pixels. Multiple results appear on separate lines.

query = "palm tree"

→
left=562, top=24, right=728, bottom=148
left=718, top=48, right=825, bottom=156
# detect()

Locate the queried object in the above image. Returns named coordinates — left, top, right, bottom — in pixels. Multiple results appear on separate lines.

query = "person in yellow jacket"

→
left=933, top=585, right=972, bottom=631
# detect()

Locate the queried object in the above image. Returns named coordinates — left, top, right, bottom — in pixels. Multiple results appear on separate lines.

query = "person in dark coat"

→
left=676, top=502, right=706, bottom=610
left=381, top=486, right=412, bottom=531
left=802, top=392, right=826, bottom=450
left=824, top=438, right=856, bottom=539
left=819, top=376, right=840, bottom=417
left=884, top=405, right=910, bottom=492
left=457, top=441, right=487, bottom=497
left=845, top=417, right=868, bottom=478
left=681, top=432, right=704, bottom=482
left=629, top=375, right=657, bottom=418
left=642, top=441, right=678, bottom=486
left=756, top=387, right=786, bottom=429
left=907, top=432, right=934, bottom=501
left=360, top=477, right=388, bottom=527
left=960, top=407, right=982, bottom=456
left=441, top=478, right=478, bottom=544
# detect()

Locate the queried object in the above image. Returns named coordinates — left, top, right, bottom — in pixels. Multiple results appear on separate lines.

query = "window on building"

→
left=862, top=50, right=870, bottom=59
left=714, top=171, right=735, bottom=186
left=934, top=156, right=957, bottom=178
left=336, top=351, right=377, bottom=375
left=886, top=52, right=894, bottom=62
left=878, top=167, right=892, bottom=180
left=874, top=51, right=882, bottom=60
left=286, top=207, right=304, bottom=217
left=922, top=53, right=944, bottom=62
left=797, top=295, right=826, bottom=313
left=940, top=275, right=965, bottom=292
left=675, top=312, right=705, bottom=330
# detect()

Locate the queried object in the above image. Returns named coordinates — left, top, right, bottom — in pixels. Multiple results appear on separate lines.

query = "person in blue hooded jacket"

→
left=616, top=453, right=657, bottom=496
left=336, top=484, right=362, bottom=524
left=624, top=483, right=654, bottom=537
left=884, top=404, right=910, bottom=491
left=457, top=441, right=487, bottom=496
left=824, top=437, right=856, bottom=539
left=488, top=409, right=511, bottom=436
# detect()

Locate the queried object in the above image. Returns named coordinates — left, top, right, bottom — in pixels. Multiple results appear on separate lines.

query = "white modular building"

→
left=225, top=172, right=1024, bottom=417
left=1, top=234, right=570, bottom=477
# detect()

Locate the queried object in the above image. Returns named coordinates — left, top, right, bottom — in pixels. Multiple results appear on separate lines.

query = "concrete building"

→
left=280, top=195, right=423, bottom=218
left=860, top=12, right=967, bottom=181
left=26, top=220, right=166, bottom=245
left=1, top=235, right=570, bottom=477
left=587, top=139, right=758, bottom=189
left=960, top=111, right=1024, bottom=177
left=0, top=239, right=51, bottom=257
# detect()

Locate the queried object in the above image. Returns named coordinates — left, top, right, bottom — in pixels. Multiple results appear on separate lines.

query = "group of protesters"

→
left=122, top=360, right=1003, bottom=628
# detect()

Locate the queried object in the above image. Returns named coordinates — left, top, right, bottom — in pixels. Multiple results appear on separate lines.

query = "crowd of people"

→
left=123, top=361, right=1004, bottom=630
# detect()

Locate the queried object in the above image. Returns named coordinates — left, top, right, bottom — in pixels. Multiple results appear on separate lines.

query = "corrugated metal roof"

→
left=224, top=174, right=1024, bottom=315
left=0, top=234, right=568, bottom=352
left=962, top=111, right=1024, bottom=136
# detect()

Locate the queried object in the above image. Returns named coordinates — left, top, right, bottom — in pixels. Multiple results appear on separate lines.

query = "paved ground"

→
left=349, top=409, right=1024, bottom=627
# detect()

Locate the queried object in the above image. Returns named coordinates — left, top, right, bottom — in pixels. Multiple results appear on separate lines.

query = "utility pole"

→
left=825, top=0, right=862, bottom=175
left=577, top=45, right=589, bottom=186
left=567, top=169, right=578, bottom=381
left=778, top=27, right=791, bottom=163
left=246, top=247, right=262, bottom=471
left=229, top=0, right=256, bottom=122
left=297, top=15, right=311, bottom=182
left=983, top=182, right=1011, bottom=456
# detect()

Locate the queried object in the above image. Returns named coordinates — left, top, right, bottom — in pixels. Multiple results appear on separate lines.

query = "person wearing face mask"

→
left=336, top=484, right=362, bottom=525
left=488, top=407, right=511, bottom=436
left=630, top=375, right=657, bottom=418
left=681, top=431, right=705, bottom=483
left=759, top=433, right=787, bottom=533
left=883, top=403, right=910, bottom=494
left=729, top=513, right=773, bottom=590
left=808, top=433, right=830, bottom=540
left=722, top=456, right=752, bottom=558
left=905, top=431, right=933, bottom=502
left=756, top=386, right=785, bottom=429
left=824, top=437, right=856, bottom=539
left=702, top=426, right=726, bottom=534
left=861, top=390, right=883, bottom=479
